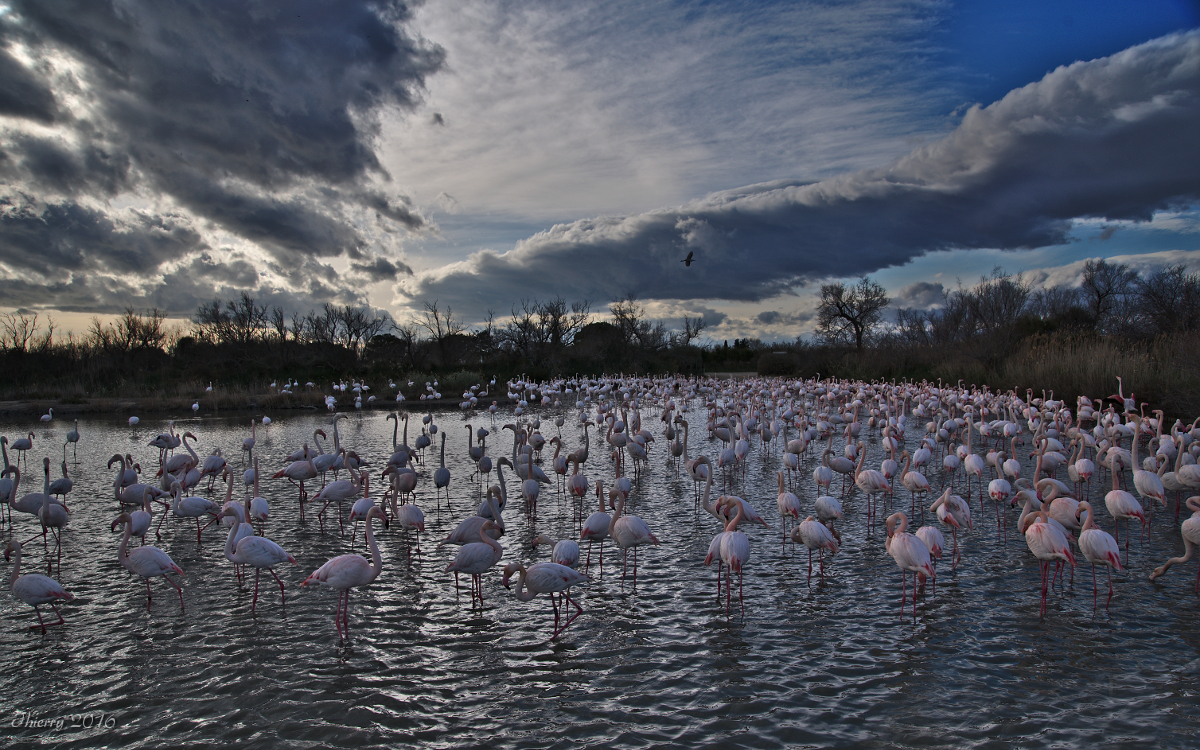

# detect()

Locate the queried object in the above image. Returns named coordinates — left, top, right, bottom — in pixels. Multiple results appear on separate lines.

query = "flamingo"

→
left=1104, top=453, right=1145, bottom=565
left=64, top=419, right=80, bottom=460
left=445, top=519, right=504, bottom=605
left=165, top=479, right=220, bottom=544
left=4, top=538, right=73, bottom=632
left=272, top=444, right=318, bottom=520
left=249, top=457, right=269, bottom=532
left=302, top=506, right=387, bottom=638
left=914, top=524, right=945, bottom=594
left=10, top=432, right=33, bottom=468
left=776, top=470, right=802, bottom=551
left=1149, top=495, right=1200, bottom=593
left=1075, top=501, right=1122, bottom=610
left=1020, top=510, right=1076, bottom=617
left=441, top=487, right=505, bottom=546
left=899, top=450, right=930, bottom=514
left=111, top=512, right=186, bottom=611
left=929, top=487, right=971, bottom=567
left=716, top=496, right=751, bottom=616
left=242, top=420, right=257, bottom=463
left=580, top=480, right=612, bottom=575
left=884, top=512, right=935, bottom=621
left=228, top=533, right=297, bottom=611
left=792, top=515, right=838, bottom=583
left=1130, top=418, right=1167, bottom=525
left=609, top=488, right=660, bottom=588
left=433, top=431, right=451, bottom=504
left=501, top=561, right=589, bottom=639
left=854, top=440, right=891, bottom=524
left=533, top=534, right=581, bottom=568
left=312, top=458, right=364, bottom=534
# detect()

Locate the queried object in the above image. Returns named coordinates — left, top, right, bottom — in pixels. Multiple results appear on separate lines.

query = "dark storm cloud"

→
left=0, top=200, right=206, bottom=279
left=0, top=1, right=442, bottom=311
left=350, top=256, right=413, bottom=281
left=891, top=281, right=945, bottom=310
left=4, top=134, right=133, bottom=198
left=756, top=310, right=783, bottom=325
left=410, top=31, right=1200, bottom=318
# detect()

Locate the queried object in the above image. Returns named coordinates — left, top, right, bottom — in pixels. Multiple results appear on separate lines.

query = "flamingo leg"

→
left=1091, top=563, right=1098, bottom=610
left=165, top=574, right=185, bottom=612
left=30, top=604, right=46, bottom=633
left=1106, top=566, right=1114, bottom=610
left=146, top=579, right=153, bottom=608
left=252, top=569, right=261, bottom=611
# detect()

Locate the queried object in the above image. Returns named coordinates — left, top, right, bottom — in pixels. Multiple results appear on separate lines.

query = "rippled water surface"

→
left=2, top=406, right=1198, bottom=749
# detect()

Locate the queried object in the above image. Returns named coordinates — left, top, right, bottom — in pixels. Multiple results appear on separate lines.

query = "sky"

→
left=1, top=0, right=1199, bottom=343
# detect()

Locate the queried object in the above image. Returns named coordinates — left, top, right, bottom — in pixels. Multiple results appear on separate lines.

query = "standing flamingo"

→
left=1104, top=453, right=1145, bottom=565
left=609, top=488, right=660, bottom=588
left=301, top=506, right=387, bottom=638
left=445, top=518, right=504, bottom=606
left=717, top=495, right=751, bottom=616
left=4, top=539, right=73, bottom=632
left=501, top=561, right=589, bottom=638
left=111, top=512, right=186, bottom=611
left=792, top=515, right=838, bottom=583
left=228, top=532, right=297, bottom=611
left=1075, top=500, right=1122, bottom=610
left=884, top=512, right=935, bottom=621
left=579, top=480, right=612, bottom=575
left=1020, top=510, right=1076, bottom=617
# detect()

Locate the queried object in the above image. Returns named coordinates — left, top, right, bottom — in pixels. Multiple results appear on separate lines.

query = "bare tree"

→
left=679, top=315, right=708, bottom=346
left=961, top=269, right=1031, bottom=335
left=610, top=294, right=667, bottom=351
left=1080, top=258, right=1138, bottom=331
left=1, top=311, right=41, bottom=352
left=814, top=276, right=890, bottom=351
left=1135, top=264, right=1200, bottom=334
left=419, top=300, right=465, bottom=366
left=391, top=320, right=423, bottom=370
left=270, top=307, right=287, bottom=343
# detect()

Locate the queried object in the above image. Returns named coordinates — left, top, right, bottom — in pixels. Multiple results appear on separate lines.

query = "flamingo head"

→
left=111, top=513, right=132, bottom=532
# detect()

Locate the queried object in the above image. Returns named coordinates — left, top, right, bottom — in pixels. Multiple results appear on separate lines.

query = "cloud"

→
left=407, top=30, right=1200, bottom=319
left=891, top=281, right=945, bottom=310
left=0, top=1, right=442, bottom=313
left=350, top=256, right=414, bottom=281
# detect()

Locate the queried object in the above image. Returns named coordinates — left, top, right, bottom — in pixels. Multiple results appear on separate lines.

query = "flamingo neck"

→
left=8, top=545, right=20, bottom=590
left=364, top=514, right=383, bottom=581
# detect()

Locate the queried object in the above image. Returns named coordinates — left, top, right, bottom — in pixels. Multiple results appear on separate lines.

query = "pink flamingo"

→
left=272, top=444, right=318, bottom=520
left=112, top=512, right=185, bottom=611
left=717, top=496, right=750, bottom=616
left=1104, top=453, right=1145, bottom=565
left=609, top=487, right=660, bottom=589
left=4, top=538, right=73, bottom=632
left=302, top=506, right=386, bottom=638
left=791, top=515, right=838, bottom=583
left=1020, top=510, right=1076, bottom=617
left=1075, top=501, right=1122, bottom=610
left=445, top=517, right=504, bottom=606
left=501, top=561, right=589, bottom=638
left=885, top=512, right=936, bottom=621
left=228, top=533, right=297, bottom=611
left=579, top=480, right=611, bottom=575
left=1149, top=496, right=1200, bottom=593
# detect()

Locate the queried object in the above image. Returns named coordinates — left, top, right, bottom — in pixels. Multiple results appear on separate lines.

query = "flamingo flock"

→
left=4, top=374, right=1200, bottom=643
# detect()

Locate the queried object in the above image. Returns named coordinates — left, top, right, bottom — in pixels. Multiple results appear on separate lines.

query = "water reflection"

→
left=0, top=407, right=1198, bottom=748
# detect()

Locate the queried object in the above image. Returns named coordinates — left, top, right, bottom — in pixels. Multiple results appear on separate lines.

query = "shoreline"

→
left=0, top=393, right=503, bottom=419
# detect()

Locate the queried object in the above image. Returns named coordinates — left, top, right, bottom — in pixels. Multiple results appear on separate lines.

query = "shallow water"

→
left=1, top=406, right=1198, bottom=749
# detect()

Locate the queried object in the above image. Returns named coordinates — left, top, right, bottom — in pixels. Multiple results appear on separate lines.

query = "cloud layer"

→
left=0, top=1, right=440, bottom=314
left=408, top=31, right=1200, bottom=318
